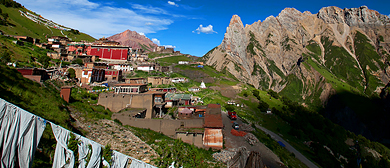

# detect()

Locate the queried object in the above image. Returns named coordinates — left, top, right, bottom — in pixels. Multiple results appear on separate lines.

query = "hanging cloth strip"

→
left=76, top=135, right=91, bottom=168
left=51, top=122, right=75, bottom=168
left=129, top=159, right=156, bottom=168
left=111, top=150, right=129, bottom=168
left=0, top=98, right=156, bottom=168
left=0, top=98, right=46, bottom=168
left=86, top=140, right=101, bottom=168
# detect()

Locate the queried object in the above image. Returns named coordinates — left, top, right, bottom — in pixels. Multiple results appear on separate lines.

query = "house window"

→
left=155, top=97, right=162, bottom=103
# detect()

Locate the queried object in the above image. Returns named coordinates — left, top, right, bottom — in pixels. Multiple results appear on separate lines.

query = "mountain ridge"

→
left=204, top=5, right=390, bottom=149
left=205, top=5, right=390, bottom=100
left=107, top=29, right=157, bottom=52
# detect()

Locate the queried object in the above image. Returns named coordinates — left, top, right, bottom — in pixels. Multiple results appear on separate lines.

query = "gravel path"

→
left=255, top=125, right=318, bottom=168
left=72, top=115, right=159, bottom=165
left=221, top=111, right=285, bottom=168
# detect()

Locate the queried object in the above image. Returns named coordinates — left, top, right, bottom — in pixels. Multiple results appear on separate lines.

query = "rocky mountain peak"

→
left=229, top=15, right=244, bottom=27
left=205, top=5, right=390, bottom=96
left=107, top=29, right=157, bottom=52
left=317, top=6, right=390, bottom=27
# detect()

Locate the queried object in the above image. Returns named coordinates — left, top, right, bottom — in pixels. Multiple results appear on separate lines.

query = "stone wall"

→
left=177, top=133, right=203, bottom=147
left=111, top=117, right=204, bottom=137
left=98, top=93, right=155, bottom=118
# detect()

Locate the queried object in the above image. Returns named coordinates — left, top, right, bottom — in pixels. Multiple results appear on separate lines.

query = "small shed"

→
left=60, top=86, right=73, bottom=103
left=178, top=108, right=192, bottom=119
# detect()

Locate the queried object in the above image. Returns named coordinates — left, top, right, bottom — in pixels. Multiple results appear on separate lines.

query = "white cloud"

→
left=139, top=32, right=145, bottom=36
left=16, top=0, right=174, bottom=38
left=192, top=24, right=217, bottom=34
left=168, top=1, right=178, bottom=7
left=152, top=38, right=160, bottom=46
left=131, top=4, right=168, bottom=15
left=164, top=45, right=176, bottom=48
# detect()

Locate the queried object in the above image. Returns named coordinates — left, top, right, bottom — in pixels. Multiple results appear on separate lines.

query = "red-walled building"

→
left=68, top=43, right=88, bottom=55
left=87, top=46, right=129, bottom=61
left=105, top=70, right=122, bottom=82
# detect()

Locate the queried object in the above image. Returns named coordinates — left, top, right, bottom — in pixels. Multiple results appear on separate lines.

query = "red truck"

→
left=228, top=111, right=237, bottom=120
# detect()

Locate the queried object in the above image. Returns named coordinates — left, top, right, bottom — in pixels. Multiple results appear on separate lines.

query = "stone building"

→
left=98, top=83, right=166, bottom=119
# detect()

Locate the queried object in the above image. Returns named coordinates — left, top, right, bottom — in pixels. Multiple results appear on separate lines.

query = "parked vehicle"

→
left=232, top=122, right=239, bottom=130
left=228, top=111, right=237, bottom=120
left=277, top=141, right=286, bottom=147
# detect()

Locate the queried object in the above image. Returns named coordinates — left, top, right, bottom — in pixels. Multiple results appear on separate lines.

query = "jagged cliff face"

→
left=107, top=29, right=157, bottom=52
left=205, top=6, right=390, bottom=104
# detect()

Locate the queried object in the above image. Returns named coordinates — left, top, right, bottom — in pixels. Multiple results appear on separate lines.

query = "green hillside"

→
left=0, top=3, right=95, bottom=42
left=0, top=35, right=53, bottom=68
left=155, top=56, right=390, bottom=167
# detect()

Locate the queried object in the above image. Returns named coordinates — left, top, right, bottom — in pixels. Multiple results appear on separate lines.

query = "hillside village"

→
left=6, top=31, right=226, bottom=143
left=2, top=1, right=390, bottom=168
left=1, top=28, right=256, bottom=166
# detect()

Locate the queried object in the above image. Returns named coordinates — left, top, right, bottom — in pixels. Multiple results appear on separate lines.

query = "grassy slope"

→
left=155, top=55, right=193, bottom=66
left=0, top=63, right=114, bottom=167
left=0, top=35, right=52, bottom=67
left=321, top=36, right=364, bottom=91
left=202, top=32, right=390, bottom=167
left=354, top=31, right=384, bottom=95
left=0, top=5, right=95, bottom=42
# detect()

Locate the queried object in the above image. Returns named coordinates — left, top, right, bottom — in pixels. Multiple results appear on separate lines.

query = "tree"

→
left=67, top=68, right=75, bottom=79
left=70, top=29, right=80, bottom=35
left=0, top=50, right=11, bottom=63
left=252, top=89, right=261, bottom=100
left=267, top=89, right=279, bottom=99
left=38, top=55, right=51, bottom=68
left=257, top=100, right=269, bottom=112
left=72, top=58, right=83, bottom=66
left=225, top=104, right=235, bottom=112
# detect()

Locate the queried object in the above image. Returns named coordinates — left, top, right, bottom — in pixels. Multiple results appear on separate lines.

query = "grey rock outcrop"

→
left=205, top=6, right=390, bottom=102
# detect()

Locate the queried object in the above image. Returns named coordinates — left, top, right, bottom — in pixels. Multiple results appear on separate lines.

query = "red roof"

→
left=207, top=104, right=221, bottom=109
left=204, top=113, right=223, bottom=128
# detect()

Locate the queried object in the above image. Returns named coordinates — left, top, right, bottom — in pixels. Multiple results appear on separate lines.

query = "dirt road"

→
left=255, top=125, right=318, bottom=168
left=221, top=111, right=285, bottom=168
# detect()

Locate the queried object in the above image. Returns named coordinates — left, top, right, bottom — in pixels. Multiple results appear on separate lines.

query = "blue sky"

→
left=15, top=0, right=390, bottom=57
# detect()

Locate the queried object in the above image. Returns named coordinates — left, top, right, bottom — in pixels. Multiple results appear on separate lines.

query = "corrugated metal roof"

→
left=165, top=93, right=192, bottom=100
left=203, top=128, right=223, bottom=149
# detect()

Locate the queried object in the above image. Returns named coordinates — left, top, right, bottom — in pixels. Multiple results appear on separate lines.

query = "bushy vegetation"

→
left=269, top=97, right=390, bottom=168
left=0, top=0, right=21, bottom=8
left=0, top=35, right=54, bottom=68
left=354, top=31, right=384, bottom=95
left=247, top=31, right=266, bottom=57
left=279, top=74, right=303, bottom=102
left=0, top=63, right=115, bottom=167
left=129, top=127, right=220, bottom=167
left=251, top=127, right=308, bottom=168
left=305, top=40, right=321, bottom=62
left=321, top=36, right=364, bottom=91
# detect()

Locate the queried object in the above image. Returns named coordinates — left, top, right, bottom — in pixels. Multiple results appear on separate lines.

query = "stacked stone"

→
left=74, top=118, right=159, bottom=165
left=240, top=123, right=255, bottom=132
left=244, top=133, right=260, bottom=145
left=212, top=150, right=236, bottom=163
